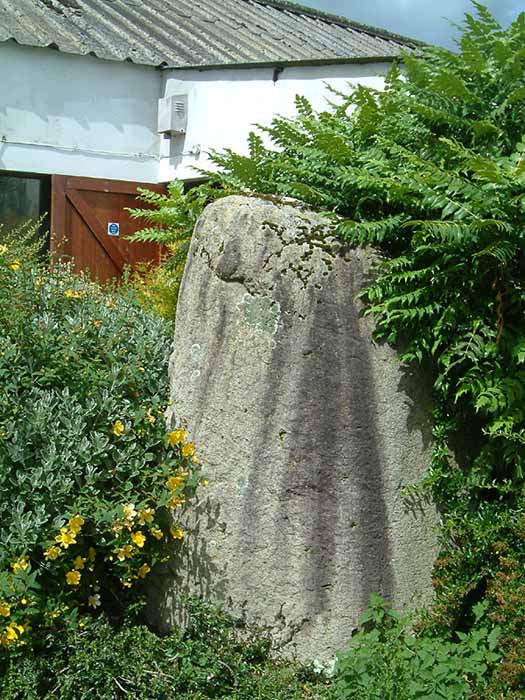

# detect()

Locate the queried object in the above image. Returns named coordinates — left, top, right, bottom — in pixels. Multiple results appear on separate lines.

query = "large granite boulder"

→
left=160, top=195, right=437, bottom=661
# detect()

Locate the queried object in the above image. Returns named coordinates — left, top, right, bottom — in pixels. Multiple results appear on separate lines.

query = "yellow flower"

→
left=55, top=528, right=77, bottom=549
left=170, top=526, right=184, bottom=540
left=87, top=594, right=101, bottom=609
left=201, top=479, right=209, bottom=487
left=138, top=508, right=155, bottom=525
left=151, top=527, right=163, bottom=540
left=182, top=442, right=196, bottom=458
left=0, top=602, right=10, bottom=617
left=138, top=563, right=151, bottom=579
left=9, top=261, right=20, bottom=271
left=146, top=409, right=156, bottom=425
left=5, top=623, right=24, bottom=641
left=88, top=547, right=96, bottom=563
left=65, top=570, right=81, bottom=586
left=11, top=557, right=29, bottom=574
left=0, top=244, right=7, bottom=255
left=115, top=544, right=133, bottom=561
left=122, top=503, right=137, bottom=521
left=64, top=289, right=83, bottom=299
left=169, top=495, right=185, bottom=509
left=112, top=420, right=125, bottom=437
left=44, top=546, right=61, bottom=561
left=131, top=531, right=146, bottom=548
left=68, top=515, right=85, bottom=534
left=168, top=428, right=187, bottom=447
left=73, top=556, right=86, bottom=570
left=166, top=475, right=185, bottom=490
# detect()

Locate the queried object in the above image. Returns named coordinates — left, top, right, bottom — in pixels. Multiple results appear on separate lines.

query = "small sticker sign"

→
left=107, top=222, right=120, bottom=237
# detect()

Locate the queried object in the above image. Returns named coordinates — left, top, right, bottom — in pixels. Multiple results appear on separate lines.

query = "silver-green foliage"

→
left=0, top=227, right=201, bottom=643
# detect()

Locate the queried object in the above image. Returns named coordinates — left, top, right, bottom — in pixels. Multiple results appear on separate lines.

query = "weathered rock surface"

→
left=159, top=195, right=438, bottom=662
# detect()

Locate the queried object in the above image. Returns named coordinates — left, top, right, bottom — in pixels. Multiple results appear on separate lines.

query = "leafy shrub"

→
left=131, top=258, right=181, bottom=320
left=334, top=595, right=500, bottom=700
left=127, top=181, right=224, bottom=315
left=0, top=599, right=331, bottom=700
left=0, top=228, right=201, bottom=650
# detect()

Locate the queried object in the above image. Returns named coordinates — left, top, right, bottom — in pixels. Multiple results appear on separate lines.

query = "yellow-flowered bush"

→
left=0, top=226, right=202, bottom=652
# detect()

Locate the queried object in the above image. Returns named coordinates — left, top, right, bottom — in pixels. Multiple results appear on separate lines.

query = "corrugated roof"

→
left=0, top=0, right=421, bottom=68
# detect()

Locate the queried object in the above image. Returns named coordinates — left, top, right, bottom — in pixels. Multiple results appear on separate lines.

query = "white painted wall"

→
left=160, top=62, right=391, bottom=182
left=0, top=41, right=161, bottom=183
left=0, top=40, right=391, bottom=185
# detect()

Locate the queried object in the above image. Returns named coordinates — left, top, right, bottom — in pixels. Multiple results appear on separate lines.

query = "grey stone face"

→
left=159, top=195, right=438, bottom=661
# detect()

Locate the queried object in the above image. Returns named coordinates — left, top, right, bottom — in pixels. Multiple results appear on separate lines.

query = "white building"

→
left=0, top=0, right=419, bottom=277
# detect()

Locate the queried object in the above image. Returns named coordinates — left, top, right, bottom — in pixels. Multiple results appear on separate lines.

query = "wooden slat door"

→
left=50, top=175, right=166, bottom=283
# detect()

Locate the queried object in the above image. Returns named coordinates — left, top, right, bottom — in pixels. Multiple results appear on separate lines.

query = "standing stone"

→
left=160, top=195, right=437, bottom=662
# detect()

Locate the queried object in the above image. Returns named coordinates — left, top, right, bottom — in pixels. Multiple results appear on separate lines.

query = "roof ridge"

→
left=248, top=0, right=425, bottom=47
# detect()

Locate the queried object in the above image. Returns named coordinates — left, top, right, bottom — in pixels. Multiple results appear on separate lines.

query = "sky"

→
left=296, top=0, right=525, bottom=48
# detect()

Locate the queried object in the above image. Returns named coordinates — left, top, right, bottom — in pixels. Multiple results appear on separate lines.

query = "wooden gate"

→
left=50, top=175, right=166, bottom=283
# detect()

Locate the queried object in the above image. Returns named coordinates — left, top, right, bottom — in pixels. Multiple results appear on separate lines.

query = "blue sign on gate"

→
left=107, top=222, right=120, bottom=237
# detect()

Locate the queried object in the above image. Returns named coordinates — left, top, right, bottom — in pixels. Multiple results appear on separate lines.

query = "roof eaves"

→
left=162, top=54, right=411, bottom=71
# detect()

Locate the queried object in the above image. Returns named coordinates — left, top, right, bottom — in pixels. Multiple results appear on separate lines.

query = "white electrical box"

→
left=158, top=94, right=188, bottom=135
